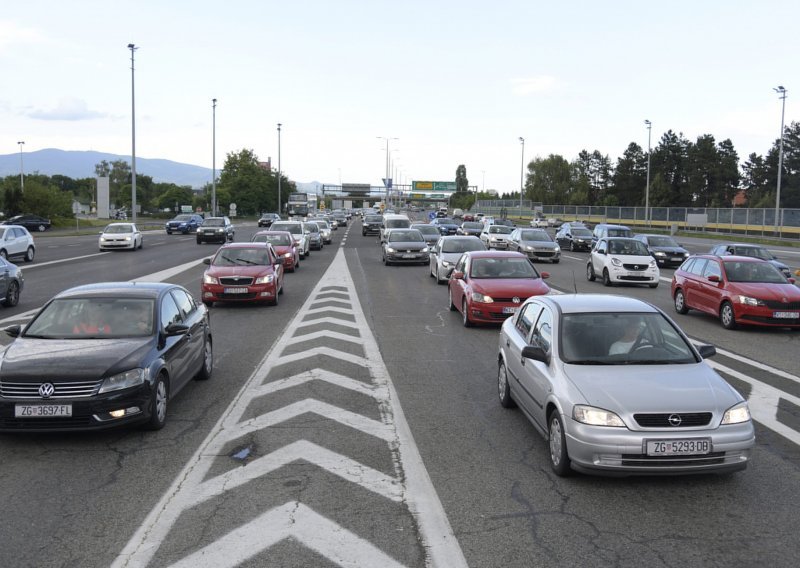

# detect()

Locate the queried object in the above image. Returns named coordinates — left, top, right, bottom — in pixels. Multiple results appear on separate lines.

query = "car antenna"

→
left=572, top=270, right=578, bottom=294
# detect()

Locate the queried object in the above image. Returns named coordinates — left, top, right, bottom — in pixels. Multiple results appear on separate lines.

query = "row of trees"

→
left=488, top=122, right=800, bottom=209
left=0, top=148, right=296, bottom=220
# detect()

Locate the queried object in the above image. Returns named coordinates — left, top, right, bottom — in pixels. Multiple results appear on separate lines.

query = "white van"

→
left=380, top=214, right=411, bottom=242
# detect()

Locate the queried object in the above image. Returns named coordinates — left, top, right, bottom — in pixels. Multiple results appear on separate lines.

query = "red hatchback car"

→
left=448, top=251, right=550, bottom=327
left=251, top=230, right=300, bottom=272
left=201, top=243, right=284, bottom=307
left=671, top=254, right=800, bottom=329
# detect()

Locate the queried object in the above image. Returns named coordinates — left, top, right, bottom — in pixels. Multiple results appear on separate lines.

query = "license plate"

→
left=403, top=254, right=417, bottom=259
left=502, top=307, right=518, bottom=314
left=671, top=257, right=683, bottom=262
left=774, top=311, right=800, bottom=319
left=15, top=404, right=72, bottom=418
left=646, top=438, right=711, bottom=456
left=223, top=287, right=249, bottom=294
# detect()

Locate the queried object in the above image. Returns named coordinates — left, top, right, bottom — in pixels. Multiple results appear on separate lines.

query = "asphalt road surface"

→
left=0, top=219, right=798, bottom=568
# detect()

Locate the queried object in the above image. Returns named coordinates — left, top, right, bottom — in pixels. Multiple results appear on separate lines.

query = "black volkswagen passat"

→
left=0, top=282, right=212, bottom=432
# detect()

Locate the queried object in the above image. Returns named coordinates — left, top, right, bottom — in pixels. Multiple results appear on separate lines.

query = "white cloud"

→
left=28, top=97, right=107, bottom=121
left=511, top=76, right=558, bottom=96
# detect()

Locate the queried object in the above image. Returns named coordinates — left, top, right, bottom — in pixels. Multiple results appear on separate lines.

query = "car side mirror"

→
left=452, top=271, right=465, bottom=280
left=164, top=323, right=189, bottom=336
left=521, top=344, right=550, bottom=364
left=697, top=344, right=716, bottom=358
left=539, top=272, right=550, bottom=279
left=707, top=274, right=720, bottom=283
left=789, top=277, right=796, bottom=284
left=4, top=324, right=21, bottom=338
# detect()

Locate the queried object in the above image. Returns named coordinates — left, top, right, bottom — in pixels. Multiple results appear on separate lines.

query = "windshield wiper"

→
left=619, top=359, right=687, bottom=365
left=567, top=360, right=616, bottom=365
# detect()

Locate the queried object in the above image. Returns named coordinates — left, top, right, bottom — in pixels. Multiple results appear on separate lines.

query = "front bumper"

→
left=522, top=249, right=560, bottom=261
left=99, top=239, right=135, bottom=250
left=466, top=300, right=521, bottom=323
left=202, top=282, right=278, bottom=303
left=385, top=251, right=430, bottom=263
left=734, top=304, right=800, bottom=327
left=609, top=265, right=659, bottom=284
left=487, top=240, right=509, bottom=249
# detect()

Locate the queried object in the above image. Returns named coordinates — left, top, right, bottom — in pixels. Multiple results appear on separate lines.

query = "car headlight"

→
left=255, top=274, right=275, bottom=284
left=385, top=247, right=396, bottom=253
left=215, top=228, right=223, bottom=233
left=471, top=292, right=493, bottom=303
left=649, top=260, right=656, bottom=268
left=525, top=245, right=535, bottom=251
left=611, top=257, right=622, bottom=267
left=421, top=246, right=429, bottom=253
left=554, top=246, right=560, bottom=251
left=654, top=251, right=666, bottom=256
left=573, top=405, right=626, bottom=427
left=98, top=368, right=146, bottom=394
left=442, top=260, right=453, bottom=268
left=100, top=237, right=107, bottom=242
left=737, top=295, right=766, bottom=306
left=721, top=402, right=751, bottom=425
left=283, top=252, right=292, bottom=258
left=490, top=237, right=498, bottom=242
left=203, top=273, right=219, bottom=285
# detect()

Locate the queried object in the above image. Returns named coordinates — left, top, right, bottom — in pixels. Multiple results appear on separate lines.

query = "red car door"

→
left=696, top=259, right=724, bottom=315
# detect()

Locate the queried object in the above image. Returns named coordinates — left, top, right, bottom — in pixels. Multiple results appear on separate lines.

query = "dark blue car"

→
left=430, top=218, right=460, bottom=235
left=165, top=214, right=204, bottom=234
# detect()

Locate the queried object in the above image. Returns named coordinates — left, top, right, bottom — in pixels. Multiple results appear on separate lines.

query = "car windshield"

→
left=648, top=236, right=679, bottom=247
left=253, top=234, right=292, bottom=246
left=735, top=247, right=773, bottom=260
left=520, top=231, right=551, bottom=242
left=607, top=228, right=631, bottom=237
left=463, top=222, right=482, bottom=229
left=608, top=240, right=649, bottom=255
left=470, top=257, right=537, bottom=278
left=560, top=312, right=696, bottom=365
left=413, top=225, right=440, bottom=235
left=442, top=239, right=485, bottom=253
left=488, top=226, right=513, bottom=234
left=273, top=223, right=302, bottom=235
left=213, top=247, right=272, bottom=266
left=723, top=261, right=786, bottom=283
left=388, top=230, right=423, bottom=242
left=572, top=228, right=592, bottom=237
left=24, top=298, right=156, bottom=339
left=203, top=218, right=225, bottom=227
left=173, top=215, right=191, bottom=221
left=104, top=224, right=134, bottom=234
left=316, top=221, right=330, bottom=229
left=365, top=215, right=383, bottom=222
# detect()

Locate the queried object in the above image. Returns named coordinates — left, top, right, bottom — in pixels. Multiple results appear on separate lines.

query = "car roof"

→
left=54, top=282, right=174, bottom=299
left=536, top=293, right=660, bottom=315
left=462, top=250, right=527, bottom=259
left=718, top=243, right=765, bottom=248
left=596, top=223, right=629, bottom=229
left=217, top=242, right=271, bottom=249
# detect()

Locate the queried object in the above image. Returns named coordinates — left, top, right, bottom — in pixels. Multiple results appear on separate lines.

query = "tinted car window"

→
left=516, top=302, right=541, bottom=339
left=161, top=294, right=182, bottom=330
left=171, top=288, right=196, bottom=318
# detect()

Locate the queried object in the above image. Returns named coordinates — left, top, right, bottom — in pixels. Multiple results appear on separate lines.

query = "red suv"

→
left=671, top=254, right=800, bottom=329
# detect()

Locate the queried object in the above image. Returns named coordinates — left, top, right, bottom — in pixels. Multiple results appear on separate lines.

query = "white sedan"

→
left=99, top=223, right=143, bottom=251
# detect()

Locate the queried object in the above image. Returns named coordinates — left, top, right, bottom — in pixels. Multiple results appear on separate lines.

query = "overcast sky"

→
left=1, top=1, right=797, bottom=192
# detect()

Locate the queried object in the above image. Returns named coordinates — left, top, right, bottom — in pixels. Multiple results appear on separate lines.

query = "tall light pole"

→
left=644, top=119, right=652, bottom=225
left=128, top=43, right=138, bottom=223
left=377, top=136, right=397, bottom=206
left=277, top=123, right=282, bottom=216
left=17, top=141, right=24, bottom=191
left=774, top=86, right=787, bottom=233
left=481, top=170, right=485, bottom=193
left=212, top=98, right=217, bottom=216
left=519, top=137, right=525, bottom=216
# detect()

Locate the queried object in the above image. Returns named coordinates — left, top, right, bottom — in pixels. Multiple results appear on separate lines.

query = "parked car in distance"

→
left=165, top=214, right=204, bottom=234
left=429, top=235, right=486, bottom=284
left=0, top=282, right=212, bottom=431
left=0, top=256, right=23, bottom=307
left=257, top=213, right=281, bottom=228
left=509, top=228, right=560, bottom=263
left=587, top=237, right=659, bottom=288
left=448, top=250, right=550, bottom=326
left=0, top=225, right=36, bottom=262
left=251, top=230, right=300, bottom=272
left=497, top=293, right=754, bottom=476
left=480, top=224, right=514, bottom=249
left=410, top=223, right=441, bottom=248
left=271, top=221, right=311, bottom=257
left=196, top=216, right=234, bottom=244
left=555, top=223, right=593, bottom=252
left=458, top=221, right=484, bottom=237
left=382, top=229, right=430, bottom=266
left=201, top=243, right=284, bottom=307
left=2, top=214, right=51, bottom=232
left=99, top=223, right=143, bottom=251
left=671, top=255, right=800, bottom=329
left=708, top=243, right=792, bottom=279
left=634, top=234, right=690, bottom=267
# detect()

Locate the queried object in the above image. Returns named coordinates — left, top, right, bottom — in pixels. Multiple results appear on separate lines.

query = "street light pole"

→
left=277, top=123, right=282, bottom=217
left=644, top=119, right=652, bottom=226
left=519, top=137, right=525, bottom=216
left=212, top=98, right=217, bottom=216
left=17, top=141, right=24, bottom=191
left=774, top=86, right=787, bottom=233
left=128, top=43, right=138, bottom=223
left=377, top=137, right=397, bottom=206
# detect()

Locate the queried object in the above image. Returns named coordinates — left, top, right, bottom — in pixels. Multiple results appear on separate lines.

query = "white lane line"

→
left=24, top=252, right=109, bottom=269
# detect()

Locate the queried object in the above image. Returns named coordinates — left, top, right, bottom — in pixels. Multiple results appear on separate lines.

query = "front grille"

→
left=763, top=300, right=800, bottom=310
left=634, top=412, right=712, bottom=427
left=0, top=380, right=102, bottom=399
left=530, top=251, right=555, bottom=257
left=622, top=263, right=650, bottom=271
left=220, top=277, right=254, bottom=285
left=621, top=452, right=726, bottom=467
left=492, top=297, right=527, bottom=303
left=619, top=276, right=652, bottom=281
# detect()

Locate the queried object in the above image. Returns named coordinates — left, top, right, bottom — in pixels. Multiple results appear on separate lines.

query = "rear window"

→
left=365, top=215, right=383, bottom=223
left=386, top=219, right=411, bottom=229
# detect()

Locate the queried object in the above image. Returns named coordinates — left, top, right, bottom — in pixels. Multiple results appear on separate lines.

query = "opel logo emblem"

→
left=512, top=297, right=521, bottom=304
left=39, top=383, right=55, bottom=399
left=668, top=414, right=682, bottom=427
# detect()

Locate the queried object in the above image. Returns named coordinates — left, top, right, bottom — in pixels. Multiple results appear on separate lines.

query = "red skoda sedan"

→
left=671, top=255, right=800, bottom=329
left=251, top=230, right=300, bottom=272
left=448, top=251, right=550, bottom=326
left=201, top=243, right=284, bottom=307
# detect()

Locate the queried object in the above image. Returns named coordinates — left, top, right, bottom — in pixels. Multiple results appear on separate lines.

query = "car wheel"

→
left=552, top=259, right=560, bottom=264
left=498, top=361, right=516, bottom=408
left=271, top=290, right=279, bottom=306
left=602, top=268, right=612, bottom=287
left=462, top=298, right=472, bottom=327
left=586, top=262, right=596, bottom=282
left=570, top=241, right=575, bottom=252
left=166, top=230, right=172, bottom=235
left=674, top=289, right=689, bottom=314
left=143, top=374, right=168, bottom=430
left=720, top=301, right=737, bottom=330
left=548, top=411, right=572, bottom=476
left=24, top=246, right=35, bottom=262
left=195, top=336, right=213, bottom=380
left=196, top=238, right=202, bottom=244
left=37, top=224, right=46, bottom=232
left=203, top=301, right=214, bottom=308
left=449, top=287, right=456, bottom=311
left=3, top=281, right=20, bottom=307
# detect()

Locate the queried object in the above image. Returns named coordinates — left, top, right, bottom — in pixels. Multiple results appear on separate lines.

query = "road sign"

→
left=428, top=211, right=436, bottom=220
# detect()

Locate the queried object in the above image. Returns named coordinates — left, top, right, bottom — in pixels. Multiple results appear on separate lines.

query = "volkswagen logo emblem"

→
left=39, top=383, right=55, bottom=399
left=668, top=414, right=682, bottom=427
left=512, top=297, right=521, bottom=304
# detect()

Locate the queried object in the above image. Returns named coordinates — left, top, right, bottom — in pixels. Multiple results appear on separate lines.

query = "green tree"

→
left=527, top=154, right=572, bottom=204
left=218, top=149, right=289, bottom=215
left=455, top=164, right=469, bottom=192
left=650, top=130, right=692, bottom=206
left=20, top=179, right=73, bottom=218
left=572, top=150, right=612, bottom=205
left=742, top=152, right=770, bottom=206
left=611, top=142, right=647, bottom=206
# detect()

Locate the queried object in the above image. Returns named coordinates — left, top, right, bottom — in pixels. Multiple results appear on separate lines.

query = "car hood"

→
left=386, top=241, right=427, bottom=250
left=471, top=278, right=550, bottom=297
left=730, top=281, right=800, bottom=300
left=650, top=246, right=688, bottom=254
left=207, top=265, right=274, bottom=277
left=0, top=337, right=152, bottom=381
left=562, top=363, right=741, bottom=415
left=440, top=251, right=467, bottom=263
left=609, top=254, right=653, bottom=264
